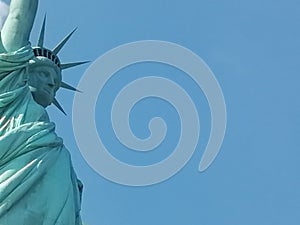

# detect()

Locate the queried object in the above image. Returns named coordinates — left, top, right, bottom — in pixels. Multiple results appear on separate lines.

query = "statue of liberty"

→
left=0, top=0, right=86, bottom=224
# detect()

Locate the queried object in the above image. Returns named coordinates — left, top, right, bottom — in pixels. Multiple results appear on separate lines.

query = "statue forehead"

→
left=30, top=63, right=61, bottom=77
left=29, top=57, right=62, bottom=79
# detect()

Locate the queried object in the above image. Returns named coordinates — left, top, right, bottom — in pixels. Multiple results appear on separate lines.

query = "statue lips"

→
left=43, top=88, right=54, bottom=101
left=43, top=88, right=51, bottom=95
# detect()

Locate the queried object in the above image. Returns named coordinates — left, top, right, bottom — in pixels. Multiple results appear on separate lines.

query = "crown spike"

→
left=52, top=28, right=77, bottom=55
left=37, top=14, right=47, bottom=47
left=52, top=98, right=66, bottom=115
left=61, top=82, right=81, bottom=92
left=60, top=61, right=90, bottom=70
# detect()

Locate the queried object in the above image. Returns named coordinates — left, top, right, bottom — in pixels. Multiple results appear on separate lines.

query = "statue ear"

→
left=27, top=72, right=39, bottom=88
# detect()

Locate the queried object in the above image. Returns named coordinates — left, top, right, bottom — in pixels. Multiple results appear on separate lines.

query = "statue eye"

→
left=39, top=72, right=49, bottom=78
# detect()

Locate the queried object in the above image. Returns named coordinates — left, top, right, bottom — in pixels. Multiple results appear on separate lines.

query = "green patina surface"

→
left=0, top=1, right=83, bottom=224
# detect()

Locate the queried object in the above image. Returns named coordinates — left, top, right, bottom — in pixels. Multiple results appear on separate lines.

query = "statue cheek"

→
left=28, top=77, right=38, bottom=87
left=39, top=75, right=47, bottom=83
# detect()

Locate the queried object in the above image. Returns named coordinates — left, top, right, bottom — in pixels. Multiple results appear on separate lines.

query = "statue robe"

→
left=0, top=43, right=82, bottom=225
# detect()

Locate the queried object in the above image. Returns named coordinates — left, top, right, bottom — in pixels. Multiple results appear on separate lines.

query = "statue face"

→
left=28, top=65, right=62, bottom=107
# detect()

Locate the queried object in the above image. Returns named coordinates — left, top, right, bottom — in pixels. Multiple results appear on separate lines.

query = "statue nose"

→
left=48, top=76, right=55, bottom=87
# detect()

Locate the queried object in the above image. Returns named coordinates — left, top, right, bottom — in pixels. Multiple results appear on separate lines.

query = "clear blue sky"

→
left=6, top=0, right=300, bottom=224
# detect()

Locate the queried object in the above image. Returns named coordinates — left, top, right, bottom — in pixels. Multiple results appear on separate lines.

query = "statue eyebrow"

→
left=44, top=71, right=51, bottom=76
left=40, top=70, right=60, bottom=85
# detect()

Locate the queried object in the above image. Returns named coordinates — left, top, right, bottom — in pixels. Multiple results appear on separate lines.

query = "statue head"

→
left=28, top=56, right=62, bottom=108
left=28, top=16, right=88, bottom=114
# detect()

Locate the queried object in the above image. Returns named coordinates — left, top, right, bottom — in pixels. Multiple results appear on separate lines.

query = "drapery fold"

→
left=0, top=43, right=82, bottom=224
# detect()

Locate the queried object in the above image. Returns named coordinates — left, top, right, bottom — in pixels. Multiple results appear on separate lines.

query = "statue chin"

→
left=29, top=86, right=52, bottom=108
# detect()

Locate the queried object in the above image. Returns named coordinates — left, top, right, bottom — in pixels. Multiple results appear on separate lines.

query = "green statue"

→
left=0, top=0, right=86, bottom=224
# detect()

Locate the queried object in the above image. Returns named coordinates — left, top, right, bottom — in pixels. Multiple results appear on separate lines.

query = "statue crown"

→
left=32, top=47, right=61, bottom=66
left=32, top=15, right=89, bottom=115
